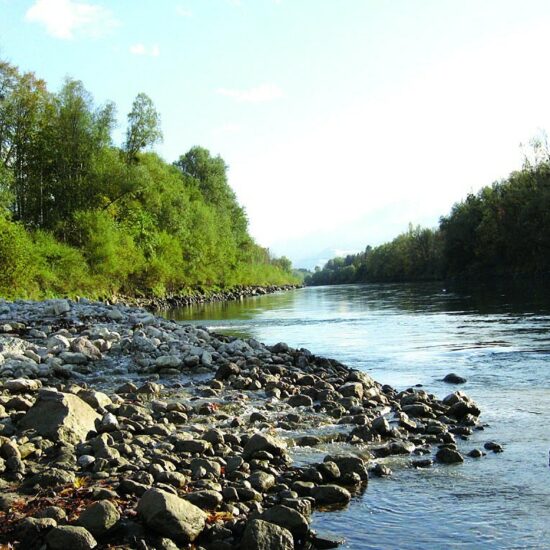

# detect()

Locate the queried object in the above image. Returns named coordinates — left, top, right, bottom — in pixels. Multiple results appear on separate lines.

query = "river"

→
left=162, top=282, right=550, bottom=549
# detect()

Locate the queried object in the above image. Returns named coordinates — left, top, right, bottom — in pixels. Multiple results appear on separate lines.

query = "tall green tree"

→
left=124, top=93, right=162, bottom=163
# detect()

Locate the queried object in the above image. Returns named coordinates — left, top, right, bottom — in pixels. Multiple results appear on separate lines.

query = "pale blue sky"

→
left=2, top=0, right=550, bottom=266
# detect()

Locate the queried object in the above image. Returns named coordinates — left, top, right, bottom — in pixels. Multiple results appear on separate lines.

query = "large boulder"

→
left=137, top=488, right=207, bottom=544
left=241, top=519, right=293, bottom=550
left=19, top=390, right=100, bottom=444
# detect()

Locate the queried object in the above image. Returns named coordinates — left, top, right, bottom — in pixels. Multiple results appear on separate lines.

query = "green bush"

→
left=0, top=217, right=36, bottom=298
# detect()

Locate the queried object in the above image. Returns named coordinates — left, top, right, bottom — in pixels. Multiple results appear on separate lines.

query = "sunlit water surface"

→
left=162, top=282, right=550, bottom=549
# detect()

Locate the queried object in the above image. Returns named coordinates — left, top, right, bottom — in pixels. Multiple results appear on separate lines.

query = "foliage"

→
left=0, top=60, right=298, bottom=299
left=306, top=226, right=443, bottom=286
left=307, top=156, right=550, bottom=286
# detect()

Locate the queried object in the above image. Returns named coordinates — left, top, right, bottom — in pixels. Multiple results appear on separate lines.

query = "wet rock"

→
left=371, top=463, right=392, bottom=477
left=288, top=394, right=313, bottom=408
left=19, top=391, right=100, bottom=444
left=215, top=362, right=240, bottom=380
left=137, top=488, right=207, bottom=544
left=317, top=461, right=340, bottom=482
left=443, top=373, right=467, bottom=384
left=436, top=447, right=464, bottom=464
left=311, top=484, right=351, bottom=506
left=411, top=458, right=433, bottom=468
left=241, top=518, right=293, bottom=550
left=401, top=403, right=433, bottom=418
left=46, top=525, right=97, bottom=549
left=260, top=504, right=309, bottom=538
left=324, top=455, right=368, bottom=481
left=243, top=433, right=287, bottom=460
left=468, top=449, right=485, bottom=458
left=76, top=500, right=120, bottom=537
left=484, top=441, right=504, bottom=453
left=372, top=415, right=391, bottom=435
left=295, top=435, right=322, bottom=447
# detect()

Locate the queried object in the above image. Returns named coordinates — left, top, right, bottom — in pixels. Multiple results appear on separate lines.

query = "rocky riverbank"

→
left=121, top=285, right=302, bottom=312
left=0, top=299, right=502, bottom=549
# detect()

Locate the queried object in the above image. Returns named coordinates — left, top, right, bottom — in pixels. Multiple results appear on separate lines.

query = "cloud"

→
left=25, top=0, right=117, bottom=39
left=129, top=43, right=160, bottom=57
left=216, top=83, right=283, bottom=103
left=175, top=5, right=192, bottom=17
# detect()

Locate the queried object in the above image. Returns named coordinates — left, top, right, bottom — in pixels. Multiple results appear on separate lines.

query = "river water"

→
left=163, top=282, right=550, bottom=549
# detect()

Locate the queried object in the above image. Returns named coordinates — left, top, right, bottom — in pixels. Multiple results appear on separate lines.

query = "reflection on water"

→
left=161, top=281, right=550, bottom=549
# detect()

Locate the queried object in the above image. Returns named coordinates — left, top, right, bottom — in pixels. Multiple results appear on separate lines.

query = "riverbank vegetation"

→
left=0, top=61, right=297, bottom=299
left=306, top=149, right=550, bottom=285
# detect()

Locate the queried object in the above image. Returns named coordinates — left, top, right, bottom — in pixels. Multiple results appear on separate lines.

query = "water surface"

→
left=163, top=282, right=550, bottom=549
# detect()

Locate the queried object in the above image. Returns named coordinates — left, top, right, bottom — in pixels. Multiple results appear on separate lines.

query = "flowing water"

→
left=163, top=282, right=550, bottom=549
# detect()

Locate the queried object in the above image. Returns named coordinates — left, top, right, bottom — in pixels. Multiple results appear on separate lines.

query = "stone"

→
left=137, top=488, right=207, bottom=544
left=71, top=337, right=102, bottom=361
left=243, top=433, right=287, bottom=460
left=468, top=449, right=484, bottom=458
left=402, top=403, right=433, bottom=417
left=47, top=334, right=71, bottom=351
left=248, top=471, right=276, bottom=492
left=436, top=447, right=464, bottom=464
left=50, top=300, right=71, bottom=316
left=78, top=390, right=112, bottom=410
left=183, top=490, right=223, bottom=510
left=324, top=455, right=368, bottom=480
left=443, top=373, right=467, bottom=384
left=295, top=435, right=322, bottom=447
left=59, top=351, right=88, bottom=364
left=311, top=484, right=351, bottom=506
left=339, top=382, right=364, bottom=399
left=241, top=519, right=293, bottom=550
left=484, top=441, right=504, bottom=453
left=4, top=378, right=41, bottom=393
left=372, top=415, right=391, bottom=435
left=19, top=391, right=101, bottom=444
left=46, top=526, right=97, bottom=549
left=35, top=506, right=67, bottom=522
left=288, top=394, right=313, bottom=408
left=23, top=468, right=76, bottom=489
left=215, top=362, right=240, bottom=380
left=76, top=500, right=120, bottom=537
left=155, top=355, right=182, bottom=368
left=260, top=504, right=309, bottom=538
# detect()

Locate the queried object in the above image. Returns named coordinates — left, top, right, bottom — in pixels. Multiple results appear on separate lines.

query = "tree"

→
left=124, top=93, right=162, bottom=162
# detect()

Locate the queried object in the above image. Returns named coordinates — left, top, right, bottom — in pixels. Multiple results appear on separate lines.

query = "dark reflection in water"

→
left=161, top=281, right=550, bottom=549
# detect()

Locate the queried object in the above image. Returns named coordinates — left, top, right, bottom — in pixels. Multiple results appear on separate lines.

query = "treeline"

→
left=306, top=157, right=550, bottom=285
left=0, top=61, right=297, bottom=299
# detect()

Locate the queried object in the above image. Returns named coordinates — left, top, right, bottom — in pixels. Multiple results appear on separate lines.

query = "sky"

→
left=2, top=0, right=550, bottom=268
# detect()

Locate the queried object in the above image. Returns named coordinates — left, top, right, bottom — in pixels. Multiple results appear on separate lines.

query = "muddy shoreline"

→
left=0, top=299, right=501, bottom=549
